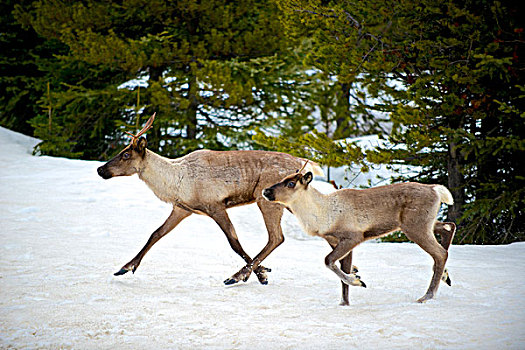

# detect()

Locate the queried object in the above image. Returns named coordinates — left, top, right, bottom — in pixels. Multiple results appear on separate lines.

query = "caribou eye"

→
left=287, top=181, right=296, bottom=188
left=122, top=152, right=131, bottom=160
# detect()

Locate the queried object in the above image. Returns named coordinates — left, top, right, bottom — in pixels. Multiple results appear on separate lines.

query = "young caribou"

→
left=97, top=113, right=324, bottom=285
left=262, top=171, right=456, bottom=305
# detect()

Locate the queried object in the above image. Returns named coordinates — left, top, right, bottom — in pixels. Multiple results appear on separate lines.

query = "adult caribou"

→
left=97, top=113, right=323, bottom=285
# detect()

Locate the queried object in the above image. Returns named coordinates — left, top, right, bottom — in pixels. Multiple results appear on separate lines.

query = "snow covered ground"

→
left=1, top=126, right=524, bottom=349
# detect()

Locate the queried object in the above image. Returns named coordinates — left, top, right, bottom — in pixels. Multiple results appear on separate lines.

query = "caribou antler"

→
left=297, top=159, right=310, bottom=174
left=125, top=112, right=156, bottom=142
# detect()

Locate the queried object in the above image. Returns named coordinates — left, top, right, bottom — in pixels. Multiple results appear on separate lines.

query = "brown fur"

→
left=263, top=172, right=456, bottom=304
left=97, top=137, right=323, bottom=285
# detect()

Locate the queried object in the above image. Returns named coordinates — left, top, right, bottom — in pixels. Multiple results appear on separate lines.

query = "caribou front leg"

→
left=326, top=239, right=359, bottom=306
left=325, top=236, right=366, bottom=288
left=114, top=206, right=191, bottom=276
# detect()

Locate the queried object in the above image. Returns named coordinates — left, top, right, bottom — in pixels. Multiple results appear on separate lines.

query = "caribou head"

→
left=97, top=113, right=155, bottom=179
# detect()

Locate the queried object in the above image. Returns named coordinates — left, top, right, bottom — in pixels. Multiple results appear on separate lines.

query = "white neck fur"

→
left=287, top=185, right=331, bottom=236
left=138, top=150, right=182, bottom=204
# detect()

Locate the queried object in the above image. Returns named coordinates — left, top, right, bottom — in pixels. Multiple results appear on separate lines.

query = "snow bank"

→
left=1, top=126, right=524, bottom=349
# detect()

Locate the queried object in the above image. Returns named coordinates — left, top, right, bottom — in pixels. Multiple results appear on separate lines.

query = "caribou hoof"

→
left=353, top=274, right=366, bottom=287
left=225, top=265, right=258, bottom=286
left=443, top=275, right=452, bottom=286
left=223, top=278, right=239, bottom=285
left=417, top=293, right=434, bottom=303
left=256, top=273, right=269, bottom=285
left=343, top=273, right=366, bottom=288
left=441, top=268, right=452, bottom=286
left=255, top=266, right=272, bottom=285
left=114, top=268, right=129, bottom=276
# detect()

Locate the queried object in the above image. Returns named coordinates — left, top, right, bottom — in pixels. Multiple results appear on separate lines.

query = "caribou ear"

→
left=300, top=171, right=313, bottom=186
left=135, top=136, right=147, bottom=155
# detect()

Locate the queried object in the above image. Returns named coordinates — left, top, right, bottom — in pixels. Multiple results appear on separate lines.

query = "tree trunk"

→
left=334, top=82, right=351, bottom=139
left=447, top=141, right=464, bottom=223
left=147, top=66, right=164, bottom=153
left=186, top=73, right=198, bottom=140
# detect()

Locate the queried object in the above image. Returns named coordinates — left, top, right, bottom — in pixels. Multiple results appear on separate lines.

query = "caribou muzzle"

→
left=97, top=165, right=113, bottom=179
left=262, top=188, right=275, bottom=201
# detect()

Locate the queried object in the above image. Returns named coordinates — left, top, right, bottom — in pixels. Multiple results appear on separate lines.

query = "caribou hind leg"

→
left=435, top=221, right=456, bottom=251
left=208, top=208, right=273, bottom=285
left=223, top=201, right=284, bottom=285
left=114, top=206, right=191, bottom=276
left=249, top=201, right=285, bottom=285
left=434, top=221, right=456, bottom=286
left=404, top=226, right=448, bottom=303
left=207, top=209, right=256, bottom=284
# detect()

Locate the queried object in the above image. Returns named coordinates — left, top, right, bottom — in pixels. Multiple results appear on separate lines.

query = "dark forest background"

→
left=1, top=0, right=523, bottom=244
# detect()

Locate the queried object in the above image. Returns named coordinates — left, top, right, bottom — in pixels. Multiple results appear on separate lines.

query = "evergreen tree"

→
left=16, top=0, right=313, bottom=158
left=0, top=0, right=49, bottom=136
left=258, top=0, right=524, bottom=243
